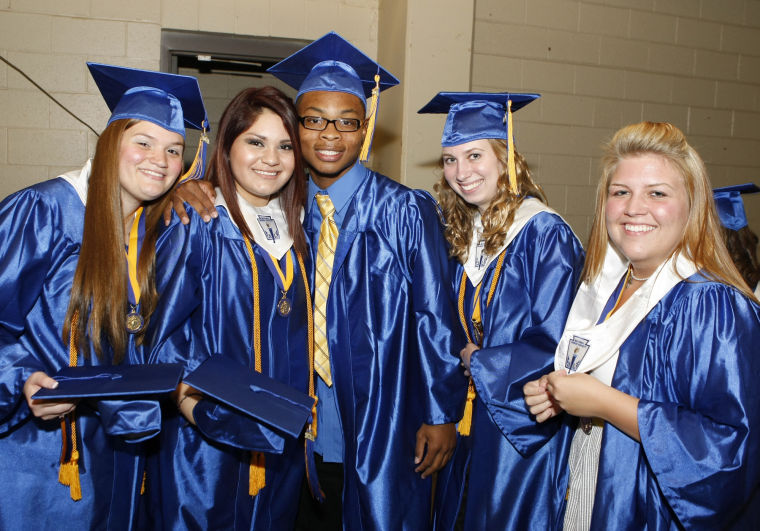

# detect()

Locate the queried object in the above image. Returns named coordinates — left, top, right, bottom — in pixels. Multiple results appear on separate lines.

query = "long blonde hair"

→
left=435, top=139, right=547, bottom=264
left=63, top=119, right=179, bottom=363
left=583, top=121, right=756, bottom=301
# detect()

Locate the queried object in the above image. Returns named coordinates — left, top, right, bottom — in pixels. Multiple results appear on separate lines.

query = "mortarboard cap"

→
left=32, top=363, right=183, bottom=399
left=267, top=31, right=399, bottom=104
left=88, top=62, right=207, bottom=137
left=713, top=182, right=760, bottom=231
left=183, top=356, right=315, bottom=438
left=88, top=62, right=210, bottom=181
left=417, top=91, right=539, bottom=147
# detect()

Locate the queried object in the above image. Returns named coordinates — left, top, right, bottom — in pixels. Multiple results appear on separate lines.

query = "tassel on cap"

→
left=179, top=120, right=210, bottom=183
left=506, top=99, right=518, bottom=195
left=359, top=74, right=381, bottom=162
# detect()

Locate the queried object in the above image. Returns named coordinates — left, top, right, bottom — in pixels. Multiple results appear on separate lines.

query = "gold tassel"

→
left=59, top=448, right=82, bottom=501
left=179, top=121, right=209, bottom=183
left=359, top=74, right=381, bottom=162
left=249, top=452, right=266, bottom=496
left=457, top=380, right=477, bottom=436
left=140, top=470, right=147, bottom=495
left=506, top=99, right=518, bottom=195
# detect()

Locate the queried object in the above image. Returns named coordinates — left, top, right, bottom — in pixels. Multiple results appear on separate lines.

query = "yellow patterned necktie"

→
left=314, top=194, right=338, bottom=386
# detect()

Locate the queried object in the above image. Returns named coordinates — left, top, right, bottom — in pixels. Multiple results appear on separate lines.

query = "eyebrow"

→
left=301, top=106, right=362, bottom=117
left=132, top=132, right=184, bottom=148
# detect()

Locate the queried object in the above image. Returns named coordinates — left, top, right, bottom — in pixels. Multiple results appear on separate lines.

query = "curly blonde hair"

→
left=583, top=121, right=756, bottom=301
left=435, top=139, right=547, bottom=264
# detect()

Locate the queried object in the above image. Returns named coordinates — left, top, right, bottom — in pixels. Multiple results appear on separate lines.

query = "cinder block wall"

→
left=0, top=0, right=378, bottom=197
left=472, top=0, right=760, bottom=242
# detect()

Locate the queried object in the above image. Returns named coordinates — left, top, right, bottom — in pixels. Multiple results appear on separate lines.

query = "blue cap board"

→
left=32, top=363, right=183, bottom=399
left=267, top=31, right=399, bottom=105
left=417, top=92, right=539, bottom=147
left=87, top=62, right=207, bottom=138
left=183, top=356, right=315, bottom=438
left=713, top=182, right=760, bottom=231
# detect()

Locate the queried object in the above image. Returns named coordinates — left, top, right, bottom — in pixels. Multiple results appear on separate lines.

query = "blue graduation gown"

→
left=0, top=176, right=165, bottom=530
left=145, top=206, right=310, bottom=531
left=433, top=212, right=585, bottom=530
left=305, top=168, right=467, bottom=530
left=553, top=275, right=760, bottom=530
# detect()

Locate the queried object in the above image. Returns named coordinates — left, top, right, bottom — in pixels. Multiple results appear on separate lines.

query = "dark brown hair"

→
left=206, top=86, right=307, bottom=257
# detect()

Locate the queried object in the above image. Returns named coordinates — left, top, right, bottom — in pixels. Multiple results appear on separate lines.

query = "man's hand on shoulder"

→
left=163, top=179, right=219, bottom=225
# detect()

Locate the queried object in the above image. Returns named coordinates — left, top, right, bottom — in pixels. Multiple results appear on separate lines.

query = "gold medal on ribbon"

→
left=277, top=294, right=292, bottom=317
left=126, top=307, right=145, bottom=334
left=271, top=251, right=294, bottom=318
left=125, top=208, right=144, bottom=334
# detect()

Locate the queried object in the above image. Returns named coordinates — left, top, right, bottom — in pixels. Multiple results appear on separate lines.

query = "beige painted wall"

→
left=1, top=0, right=760, bottom=244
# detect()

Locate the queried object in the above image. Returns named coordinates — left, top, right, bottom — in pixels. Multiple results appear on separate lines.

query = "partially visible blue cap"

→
left=88, top=62, right=207, bottom=138
left=267, top=32, right=399, bottom=105
left=418, top=92, right=540, bottom=147
left=713, top=182, right=760, bottom=230
left=183, top=356, right=315, bottom=438
left=32, top=363, right=183, bottom=399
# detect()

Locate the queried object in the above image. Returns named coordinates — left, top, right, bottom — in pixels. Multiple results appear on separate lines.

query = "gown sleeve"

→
left=405, top=191, right=468, bottom=425
left=637, top=284, right=760, bottom=529
left=470, top=216, right=585, bottom=456
left=0, top=189, right=60, bottom=431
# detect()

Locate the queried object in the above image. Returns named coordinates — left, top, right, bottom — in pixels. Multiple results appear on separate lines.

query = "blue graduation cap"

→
left=713, top=182, right=760, bottom=230
left=267, top=32, right=399, bottom=161
left=32, top=363, right=183, bottom=399
left=88, top=62, right=209, bottom=180
left=418, top=91, right=540, bottom=193
left=183, top=356, right=315, bottom=438
left=417, top=91, right=539, bottom=147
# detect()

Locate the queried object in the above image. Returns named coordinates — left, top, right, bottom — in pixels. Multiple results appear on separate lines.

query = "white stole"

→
left=60, top=160, right=91, bottom=206
left=463, top=197, right=557, bottom=286
left=215, top=189, right=301, bottom=260
left=555, top=244, right=698, bottom=385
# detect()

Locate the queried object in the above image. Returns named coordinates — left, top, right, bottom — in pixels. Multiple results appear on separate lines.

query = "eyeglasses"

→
left=299, top=116, right=363, bottom=132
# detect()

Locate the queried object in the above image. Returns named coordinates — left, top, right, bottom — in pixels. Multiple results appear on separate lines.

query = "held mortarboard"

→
left=32, top=363, right=183, bottom=399
left=183, top=356, right=315, bottom=438
left=87, top=62, right=209, bottom=181
left=418, top=91, right=540, bottom=193
left=713, top=182, right=760, bottom=231
left=267, top=31, right=399, bottom=161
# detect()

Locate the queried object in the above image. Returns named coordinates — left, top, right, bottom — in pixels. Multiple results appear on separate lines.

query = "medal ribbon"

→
left=456, top=249, right=507, bottom=436
left=125, top=207, right=146, bottom=307
left=262, top=251, right=294, bottom=294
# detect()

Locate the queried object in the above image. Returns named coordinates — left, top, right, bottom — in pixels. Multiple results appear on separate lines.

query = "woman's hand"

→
left=523, top=374, right=563, bottom=422
left=23, top=371, right=77, bottom=420
left=544, top=370, right=641, bottom=441
left=459, top=342, right=479, bottom=376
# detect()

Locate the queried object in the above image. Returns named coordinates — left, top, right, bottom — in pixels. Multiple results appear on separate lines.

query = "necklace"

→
left=628, top=266, right=650, bottom=282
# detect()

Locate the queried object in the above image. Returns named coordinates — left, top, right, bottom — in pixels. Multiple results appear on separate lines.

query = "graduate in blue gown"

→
left=0, top=63, right=208, bottom=530
left=145, top=86, right=315, bottom=530
left=268, top=33, right=466, bottom=530
left=525, top=121, right=760, bottom=530
left=418, top=93, right=585, bottom=530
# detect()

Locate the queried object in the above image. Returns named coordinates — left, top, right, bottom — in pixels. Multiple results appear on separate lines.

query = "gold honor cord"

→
left=456, top=250, right=507, bottom=436
left=269, top=251, right=295, bottom=316
left=242, top=234, right=266, bottom=496
left=58, top=311, right=81, bottom=500
left=125, top=207, right=145, bottom=333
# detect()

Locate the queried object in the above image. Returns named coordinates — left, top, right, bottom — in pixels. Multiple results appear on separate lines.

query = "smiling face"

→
left=118, top=120, right=184, bottom=216
left=296, top=90, right=367, bottom=188
left=229, top=108, right=295, bottom=207
left=442, top=139, right=503, bottom=213
left=605, top=153, right=690, bottom=277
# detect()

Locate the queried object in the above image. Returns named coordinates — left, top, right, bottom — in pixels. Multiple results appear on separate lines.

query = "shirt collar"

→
left=307, top=162, right=367, bottom=217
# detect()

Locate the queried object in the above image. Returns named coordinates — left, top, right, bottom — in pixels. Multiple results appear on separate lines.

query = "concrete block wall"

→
left=472, top=0, right=760, bottom=243
left=0, top=0, right=377, bottom=199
